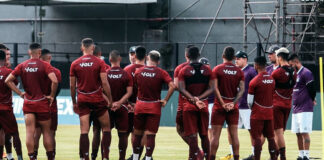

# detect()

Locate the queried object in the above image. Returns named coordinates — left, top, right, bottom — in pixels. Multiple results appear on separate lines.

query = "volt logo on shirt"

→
left=262, top=79, right=274, bottom=84
left=0, top=75, right=3, bottom=80
left=223, top=69, right=237, bottom=75
left=80, top=62, right=93, bottom=67
left=108, top=74, right=122, bottom=79
left=190, top=70, right=205, bottom=74
left=141, top=72, right=156, bottom=77
left=25, top=67, right=38, bottom=72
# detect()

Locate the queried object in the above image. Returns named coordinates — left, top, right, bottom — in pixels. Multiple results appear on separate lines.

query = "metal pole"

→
left=200, top=0, right=225, bottom=53
left=13, top=43, right=18, bottom=68
left=243, top=0, right=248, bottom=52
left=275, top=0, right=279, bottom=44
left=175, top=43, right=179, bottom=66
left=282, top=0, right=287, bottom=46
left=124, top=4, right=128, bottom=54
left=40, top=1, right=43, bottom=44
left=34, top=6, right=37, bottom=43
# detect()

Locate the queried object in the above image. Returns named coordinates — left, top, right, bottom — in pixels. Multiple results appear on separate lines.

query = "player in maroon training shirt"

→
left=271, top=48, right=296, bottom=160
left=210, top=47, right=245, bottom=160
left=107, top=50, right=133, bottom=160
left=0, top=50, right=23, bottom=160
left=89, top=45, right=111, bottom=160
left=132, top=50, right=175, bottom=160
left=248, top=56, right=277, bottom=160
left=33, top=49, right=62, bottom=159
left=70, top=38, right=113, bottom=160
left=124, top=46, right=147, bottom=160
left=174, top=45, right=194, bottom=146
left=178, top=46, right=214, bottom=160
left=5, top=43, right=58, bottom=160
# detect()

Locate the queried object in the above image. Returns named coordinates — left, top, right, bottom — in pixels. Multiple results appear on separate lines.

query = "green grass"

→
left=14, top=124, right=321, bottom=160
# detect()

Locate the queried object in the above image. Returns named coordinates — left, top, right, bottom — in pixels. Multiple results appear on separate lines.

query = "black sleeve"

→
left=306, top=81, right=316, bottom=101
left=55, top=83, right=62, bottom=98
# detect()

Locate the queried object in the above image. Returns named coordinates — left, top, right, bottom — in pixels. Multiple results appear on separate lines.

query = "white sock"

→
left=304, top=150, right=309, bottom=158
left=7, top=153, right=13, bottom=159
left=229, top=145, right=233, bottom=155
left=133, top=154, right=139, bottom=160
left=299, top=150, right=304, bottom=157
left=145, top=156, right=152, bottom=160
left=252, top=146, right=254, bottom=155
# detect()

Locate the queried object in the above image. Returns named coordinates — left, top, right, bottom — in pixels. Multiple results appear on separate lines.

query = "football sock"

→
left=133, top=154, right=139, bottom=160
left=279, top=147, right=286, bottom=160
left=252, top=146, right=255, bottom=155
left=210, top=155, right=216, bottom=160
left=145, top=135, right=156, bottom=157
left=28, top=152, right=36, bottom=160
left=304, top=150, right=309, bottom=159
left=13, top=133, right=22, bottom=156
left=200, top=135, right=210, bottom=159
left=102, top=131, right=111, bottom=159
left=268, top=138, right=277, bottom=160
left=299, top=150, right=304, bottom=157
left=0, top=146, right=3, bottom=160
left=229, top=144, right=233, bottom=155
left=254, top=138, right=262, bottom=160
left=5, top=134, right=12, bottom=154
left=46, top=151, right=55, bottom=160
left=145, top=156, right=152, bottom=160
left=118, top=132, right=128, bottom=160
left=133, top=134, right=143, bottom=160
left=188, top=136, right=199, bottom=160
left=233, top=155, right=239, bottom=160
left=80, top=133, right=90, bottom=160
left=6, top=153, right=13, bottom=159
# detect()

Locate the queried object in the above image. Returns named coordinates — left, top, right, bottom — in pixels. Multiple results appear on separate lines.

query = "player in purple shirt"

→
left=288, top=54, right=316, bottom=160
left=235, top=51, right=257, bottom=160
left=265, top=45, right=280, bottom=74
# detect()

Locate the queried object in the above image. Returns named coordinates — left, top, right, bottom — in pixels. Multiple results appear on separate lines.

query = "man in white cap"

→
left=271, top=47, right=297, bottom=160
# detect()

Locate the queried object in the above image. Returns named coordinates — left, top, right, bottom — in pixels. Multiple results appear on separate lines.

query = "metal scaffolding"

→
left=243, top=0, right=323, bottom=63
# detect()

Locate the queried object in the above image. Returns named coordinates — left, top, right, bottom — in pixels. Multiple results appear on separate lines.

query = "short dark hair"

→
left=81, top=38, right=94, bottom=48
left=93, top=45, right=101, bottom=56
left=223, top=46, right=235, bottom=61
left=185, top=44, right=195, bottom=53
left=277, top=52, right=289, bottom=61
left=187, top=46, right=200, bottom=60
left=148, top=50, right=160, bottom=62
left=0, top=44, right=7, bottom=50
left=0, top=50, right=5, bottom=61
left=41, top=49, right=51, bottom=56
left=29, top=43, right=41, bottom=50
left=135, top=46, right=146, bottom=61
left=288, top=53, right=299, bottom=61
left=109, top=50, right=120, bottom=62
left=254, top=56, right=267, bottom=68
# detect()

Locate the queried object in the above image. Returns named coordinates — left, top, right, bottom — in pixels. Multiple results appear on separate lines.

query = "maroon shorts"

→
left=176, top=110, right=184, bottom=131
left=50, top=112, right=58, bottom=131
left=250, top=119, right=274, bottom=140
left=273, top=106, right=291, bottom=130
left=109, top=105, right=128, bottom=131
left=77, top=101, right=108, bottom=117
left=134, top=113, right=161, bottom=133
left=211, top=108, right=239, bottom=126
left=24, top=111, right=51, bottom=121
left=183, top=110, right=209, bottom=136
left=0, top=110, right=19, bottom=134
left=23, top=99, right=51, bottom=113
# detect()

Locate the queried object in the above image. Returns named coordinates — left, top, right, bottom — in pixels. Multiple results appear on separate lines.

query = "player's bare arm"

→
left=112, top=86, right=133, bottom=111
left=214, top=78, right=228, bottom=111
left=100, top=72, right=113, bottom=106
left=69, top=76, right=77, bottom=112
left=198, top=79, right=215, bottom=100
left=5, top=73, right=24, bottom=98
left=233, top=80, right=245, bottom=106
left=173, top=77, right=179, bottom=90
left=160, top=82, right=175, bottom=107
left=47, top=72, right=58, bottom=105
left=247, top=94, right=254, bottom=109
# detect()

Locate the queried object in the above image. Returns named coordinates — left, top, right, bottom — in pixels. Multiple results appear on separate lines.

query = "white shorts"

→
left=208, top=103, right=213, bottom=129
left=291, top=112, right=313, bottom=133
left=238, top=109, right=251, bottom=130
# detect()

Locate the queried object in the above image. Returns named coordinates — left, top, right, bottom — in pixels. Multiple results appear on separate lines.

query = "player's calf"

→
left=98, top=111, right=111, bottom=160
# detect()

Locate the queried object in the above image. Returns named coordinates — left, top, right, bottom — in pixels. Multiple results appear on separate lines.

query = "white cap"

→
left=275, top=47, right=289, bottom=56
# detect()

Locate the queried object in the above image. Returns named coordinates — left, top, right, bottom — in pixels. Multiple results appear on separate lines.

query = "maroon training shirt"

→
left=107, top=66, right=133, bottom=102
left=174, top=62, right=189, bottom=111
left=70, top=55, right=107, bottom=103
left=124, top=64, right=144, bottom=104
left=0, top=66, right=14, bottom=110
left=249, top=71, right=275, bottom=120
left=134, top=66, right=172, bottom=114
left=212, top=62, right=244, bottom=108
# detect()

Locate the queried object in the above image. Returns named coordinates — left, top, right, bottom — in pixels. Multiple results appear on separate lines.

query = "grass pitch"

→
left=14, top=125, right=321, bottom=160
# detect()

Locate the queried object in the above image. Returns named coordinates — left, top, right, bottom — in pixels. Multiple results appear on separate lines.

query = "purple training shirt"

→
left=239, top=65, right=257, bottom=109
left=266, top=64, right=279, bottom=75
left=292, top=66, right=314, bottom=113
